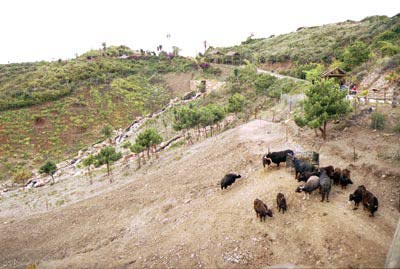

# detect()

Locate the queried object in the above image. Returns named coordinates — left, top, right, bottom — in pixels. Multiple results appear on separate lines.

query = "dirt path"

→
left=257, top=68, right=306, bottom=83
left=0, top=120, right=398, bottom=268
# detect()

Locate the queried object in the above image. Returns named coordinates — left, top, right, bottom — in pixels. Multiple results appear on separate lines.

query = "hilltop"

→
left=206, top=15, right=399, bottom=66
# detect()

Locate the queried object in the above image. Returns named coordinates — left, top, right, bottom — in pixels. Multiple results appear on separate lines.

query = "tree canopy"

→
left=39, top=160, right=57, bottom=183
left=94, top=147, right=122, bottom=177
left=134, top=128, right=163, bottom=158
left=294, top=79, right=352, bottom=139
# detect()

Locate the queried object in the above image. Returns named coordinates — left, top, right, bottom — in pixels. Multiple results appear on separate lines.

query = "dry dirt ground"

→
left=0, top=119, right=399, bottom=269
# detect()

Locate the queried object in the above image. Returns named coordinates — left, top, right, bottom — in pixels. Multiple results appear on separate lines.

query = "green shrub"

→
left=254, top=74, right=277, bottom=95
left=122, top=141, right=132, bottom=149
left=342, top=41, right=370, bottom=70
left=370, top=112, right=385, bottom=130
left=228, top=93, right=246, bottom=113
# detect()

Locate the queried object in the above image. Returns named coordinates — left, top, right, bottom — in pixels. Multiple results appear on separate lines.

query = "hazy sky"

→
left=0, top=0, right=398, bottom=63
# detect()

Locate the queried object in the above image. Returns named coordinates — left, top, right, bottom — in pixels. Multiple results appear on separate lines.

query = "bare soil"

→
left=0, top=119, right=399, bottom=269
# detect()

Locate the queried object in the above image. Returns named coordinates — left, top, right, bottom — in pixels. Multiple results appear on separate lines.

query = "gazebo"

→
left=206, top=50, right=223, bottom=64
left=320, top=67, right=347, bottom=86
left=224, top=51, right=241, bottom=65
left=320, top=67, right=347, bottom=79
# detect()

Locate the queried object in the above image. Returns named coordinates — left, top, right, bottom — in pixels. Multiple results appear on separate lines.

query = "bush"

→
left=228, top=93, right=246, bottom=113
left=12, top=169, right=33, bottom=184
left=370, top=112, right=385, bottom=130
left=342, top=41, right=370, bottom=70
left=254, top=74, right=277, bottom=95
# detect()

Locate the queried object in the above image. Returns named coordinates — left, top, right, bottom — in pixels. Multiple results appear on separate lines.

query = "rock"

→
left=184, top=199, right=191, bottom=204
left=323, top=212, right=328, bottom=216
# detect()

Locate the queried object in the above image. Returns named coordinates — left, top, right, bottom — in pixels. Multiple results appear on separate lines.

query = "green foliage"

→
left=94, top=147, right=122, bottom=166
left=213, top=15, right=399, bottom=65
left=370, top=112, right=385, bottom=130
left=377, top=41, right=400, bottom=56
left=286, top=63, right=319, bottom=79
left=198, top=104, right=226, bottom=127
left=228, top=93, right=246, bottom=113
left=82, top=154, right=95, bottom=167
left=304, top=64, right=324, bottom=82
left=295, top=79, right=352, bottom=139
left=173, top=103, right=226, bottom=131
left=122, top=141, right=132, bottom=149
left=294, top=113, right=307, bottom=128
left=130, top=143, right=145, bottom=154
left=254, top=74, right=277, bottom=95
left=173, top=106, right=200, bottom=131
left=94, top=146, right=122, bottom=176
left=0, top=50, right=196, bottom=111
left=39, top=161, right=57, bottom=181
left=101, top=125, right=113, bottom=140
left=342, top=41, right=370, bottom=70
left=135, top=128, right=163, bottom=150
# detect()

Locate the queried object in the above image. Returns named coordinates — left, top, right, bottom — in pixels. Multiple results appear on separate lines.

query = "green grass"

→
left=0, top=50, right=198, bottom=180
left=212, top=15, right=399, bottom=65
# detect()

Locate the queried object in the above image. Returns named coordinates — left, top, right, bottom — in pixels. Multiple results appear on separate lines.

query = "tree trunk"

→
left=87, top=167, right=92, bottom=185
left=314, top=129, right=319, bottom=137
left=392, top=86, right=398, bottom=108
left=51, top=174, right=55, bottom=184
left=319, top=121, right=327, bottom=140
left=147, top=147, right=150, bottom=159
left=137, top=155, right=141, bottom=170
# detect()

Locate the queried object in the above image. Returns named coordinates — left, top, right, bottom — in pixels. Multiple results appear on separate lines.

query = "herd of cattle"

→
left=220, top=149, right=379, bottom=222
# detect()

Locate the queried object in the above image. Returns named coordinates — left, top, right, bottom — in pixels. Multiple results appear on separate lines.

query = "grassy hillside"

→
left=0, top=50, right=198, bottom=180
left=208, top=15, right=399, bottom=67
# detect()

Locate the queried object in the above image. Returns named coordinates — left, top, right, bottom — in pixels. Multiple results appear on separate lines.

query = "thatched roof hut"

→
left=320, top=67, right=347, bottom=78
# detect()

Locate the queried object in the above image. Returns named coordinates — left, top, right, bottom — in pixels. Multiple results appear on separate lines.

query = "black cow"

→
left=262, top=149, right=294, bottom=168
left=220, top=174, right=242, bottom=190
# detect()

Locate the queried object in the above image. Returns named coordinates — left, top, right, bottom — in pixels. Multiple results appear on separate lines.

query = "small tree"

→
left=228, top=93, right=246, bottom=113
left=95, top=147, right=122, bottom=181
left=370, top=112, right=385, bottom=130
left=39, top=161, right=57, bottom=184
left=199, top=104, right=225, bottom=136
left=82, top=154, right=95, bottom=184
left=173, top=106, right=200, bottom=131
left=135, top=129, right=163, bottom=159
left=130, top=143, right=145, bottom=169
left=294, top=79, right=352, bottom=140
left=101, top=125, right=113, bottom=144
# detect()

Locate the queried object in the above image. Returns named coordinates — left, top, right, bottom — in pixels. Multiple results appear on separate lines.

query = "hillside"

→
left=0, top=50, right=200, bottom=181
left=208, top=15, right=399, bottom=65
left=1, top=14, right=400, bottom=269
left=1, top=119, right=399, bottom=268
